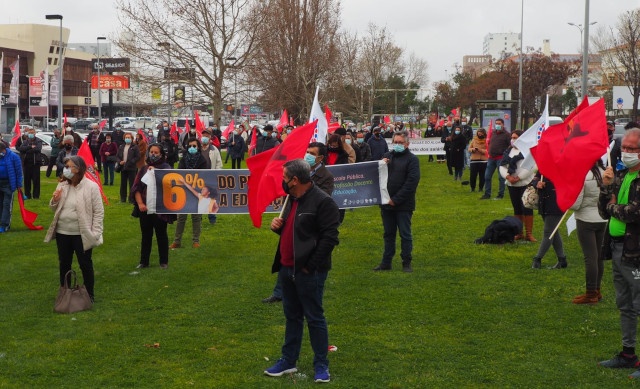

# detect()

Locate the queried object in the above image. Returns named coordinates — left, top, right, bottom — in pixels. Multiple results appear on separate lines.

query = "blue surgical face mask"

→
left=345, top=139, right=352, bottom=145
left=63, top=167, right=74, bottom=179
left=188, top=146, right=198, bottom=155
left=461, top=122, right=467, bottom=126
left=124, top=138, right=132, bottom=144
left=304, top=153, right=317, bottom=166
left=446, top=126, right=452, bottom=130
left=28, top=133, right=35, bottom=139
left=201, top=136, right=210, bottom=144
left=287, top=130, right=291, bottom=134
left=495, top=125, right=502, bottom=131
left=393, top=144, right=405, bottom=153
left=357, top=138, right=364, bottom=144
left=271, top=132, right=277, bottom=138
left=0, top=152, right=5, bottom=157
left=233, top=131, right=238, bottom=136
left=455, top=130, right=461, bottom=135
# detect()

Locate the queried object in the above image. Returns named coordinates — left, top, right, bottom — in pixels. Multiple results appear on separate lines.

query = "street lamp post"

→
left=96, top=36, right=106, bottom=120
left=158, top=42, right=171, bottom=123
left=226, top=57, right=238, bottom=123
left=568, top=16, right=597, bottom=98
left=45, top=14, right=63, bottom=131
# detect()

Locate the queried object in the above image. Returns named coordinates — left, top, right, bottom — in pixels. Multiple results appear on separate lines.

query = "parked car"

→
left=614, top=117, right=632, bottom=126
left=548, top=116, right=563, bottom=126
left=10, top=133, right=53, bottom=165
left=73, top=119, right=97, bottom=131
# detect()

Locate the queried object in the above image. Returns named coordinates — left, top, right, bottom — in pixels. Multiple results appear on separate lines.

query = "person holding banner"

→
left=170, top=138, right=207, bottom=249
left=569, top=161, right=606, bottom=305
left=597, top=129, right=640, bottom=377
left=373, top=131, right=421, bottom=273
left=131, top=144, right=176, bottom=269
left=499, top=130, right=536, bottom=242
left=0, top=143, right=23, bottom=232
left=44, top=156, right=104, bottom=302
left=530, top=173, right=566, bottom=269
left=264, top=159, right=340, bottom=383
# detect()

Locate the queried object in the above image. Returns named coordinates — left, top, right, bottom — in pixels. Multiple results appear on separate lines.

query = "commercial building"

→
left=483, top=33, right=521, bottom=60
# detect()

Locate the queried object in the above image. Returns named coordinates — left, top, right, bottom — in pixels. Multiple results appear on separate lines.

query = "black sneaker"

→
left=494, top=195, right=504, bottom=200
left=479, top=194, right=491, bottom=200
left=598, top=352, right=639, bottom=368
left=262, top=295, right=282, bottom=303
left=373, top=264, right=391, bottom=271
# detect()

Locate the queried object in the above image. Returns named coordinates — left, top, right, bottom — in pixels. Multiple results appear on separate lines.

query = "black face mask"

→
left=327, top=146, right=339, bottom=153
left=64, top=144, right=72, bottom=150
left=477, top=135, right=485, bottom=139
left=282, top=178, right=293, bottom=194
left=374, top=133, right=381, bottom=138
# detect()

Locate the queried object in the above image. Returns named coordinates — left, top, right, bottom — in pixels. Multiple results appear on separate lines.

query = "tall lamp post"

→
left=158, top=42, right=171, bottom=123
left=226, top=57, right=238, bottom=123
left=96, top=36, right=106, bottom=120
left=569, top=17, right=597, bottom=98
left=45, top=14, right=63, bottom=131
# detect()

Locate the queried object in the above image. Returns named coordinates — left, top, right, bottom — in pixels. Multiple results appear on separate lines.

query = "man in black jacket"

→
left=17, top=128, right=43, bottom=199
left=264, top=159, right=340, bottom=383
left=373, top=131, right=421, bottom=273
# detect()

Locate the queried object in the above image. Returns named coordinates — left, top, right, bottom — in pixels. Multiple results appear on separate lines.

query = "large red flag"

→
left=328, top=122, right=341, bottom=134
left=277, top=110, right=288, bottom=131
left=9, top=120, right=20, bottom=148
left=530, top=99, right=608, bottom=211
left=98, top=119, right=107, bottom=131
left=325, top=105, right=332, bottom=125
left=185, top=117, right=191, bottom=135
left=383, top=115, right=391, bottom=124
left=246, top=120, right=317, bottom=227
left=222, top=119, right=235, bottom=139
left=17, top=189, right=43, bottom=230
left=566, top=96, right=589, bottom=123
left=78, top=139, right=109, bottom=204
left=195, top=110, right=204, bottom=138
left=170, top=122, right=179, bottom=144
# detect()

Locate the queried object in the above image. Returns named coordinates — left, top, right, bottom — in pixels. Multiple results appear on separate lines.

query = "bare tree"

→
left=593, top=8, right=640, bottom=120
left=248, top=0, right=341, bottom=124
left=405, top=53, right=429, bottom=88
left=114, top=0, right=263, bottom=126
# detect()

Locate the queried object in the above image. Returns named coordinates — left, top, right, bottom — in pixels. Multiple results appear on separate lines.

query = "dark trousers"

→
left=102, top=161, right=115, bottom=185
left=231, top=158, right=242, bottom=169
left=23, top=164, right=41, bottom=199
left=445, top=149, right=453, bottom=174
left=535, top=214, right=565, bottom=260
left=139, top=212, right=169, bottom=266
left=279, top=266, right=329, bottom=368
left=381, top=209, right=413, bottom=266
left=0, top=179, right=14, bottom=228
left=576, top=220, right=606, bottom=290
left=46, top=156, right=59, bottom=177
left=120, top=169, right=136, bottom=203
left=56, top=233, right=95, bottom=299
left=507, top=185, right=533, bottom=216
left=90, top=147, right=102, bottom=171
left=469, top=161, right=486, bottom=191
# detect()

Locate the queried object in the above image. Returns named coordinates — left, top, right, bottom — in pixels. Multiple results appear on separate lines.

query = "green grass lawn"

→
left=0, top=155, right=632, bottom=388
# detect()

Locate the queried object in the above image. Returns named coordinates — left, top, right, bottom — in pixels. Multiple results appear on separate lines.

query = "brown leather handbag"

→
left=54, top=270, right=92, bottom=314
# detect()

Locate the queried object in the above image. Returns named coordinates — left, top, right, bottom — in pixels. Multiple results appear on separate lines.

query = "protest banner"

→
left=143, top=161, right=389, bottom=215
left=385, top=138, right=445, bottom=155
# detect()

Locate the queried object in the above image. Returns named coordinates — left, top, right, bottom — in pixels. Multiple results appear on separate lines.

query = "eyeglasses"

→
left=621, top=146, right=640, bottom=152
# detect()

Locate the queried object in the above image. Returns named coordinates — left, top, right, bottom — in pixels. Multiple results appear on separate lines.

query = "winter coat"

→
left=56, top=147, right=79, bottom=171
left=499, top=147, right=534, bottom=187
left=117, top=144, right=141, bottom=172
left=571, top=169, right=606, bottom=223
left=17, top=137, right=43, bottom=166
left=381, top=148, right=420, bottom=212
left=0, top=149, right=23, bottom=191
left=468, top=137, right=488, bottom=161
left=367, top=136, right=389, bottom=160
left=227, top=133, right=245, bottom=159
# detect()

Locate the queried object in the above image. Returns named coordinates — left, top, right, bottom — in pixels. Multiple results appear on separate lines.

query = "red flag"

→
left=98, top=119, right=107, bottom=131
left=78, top=139, right=109, bottom=204
left=485, top=120, right=493, bottom=158
left=383, top=115, right=391, bottom=124
left=566, top=96, right=589, bottom=124
left=195, top=110, right=204, bottom=138
left=246, top=120, right=317, bottom=227
left=328, top=122, right=341, bottom=134
left=248, top=126, right=257, bottom=155
left=9, top=120, right=20, bottom=148
left=17, top=189, right=43, bottom=230
left=325, top=105, right=332, bottom=125
left=137, top=128, right=145, bottom=140
left=185, top=117, right=191, bottom=135
left=530, top=99, right=608, bottom=211
left=289, top=116, right=294, bottom=126
left=451, top=108, right=458, bottom=117
left=64, top=113, right=68, bottom=125
left=222, top=120, right=235, bottom=139
left=170, top=122, right=179, bottom=144
left=277, top=110, right=288, bottom=131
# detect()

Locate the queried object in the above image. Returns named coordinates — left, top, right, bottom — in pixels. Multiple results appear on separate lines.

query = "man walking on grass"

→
left=597, top=128, right=640, bottom=378
left=264, top=159, right=340, bottom=383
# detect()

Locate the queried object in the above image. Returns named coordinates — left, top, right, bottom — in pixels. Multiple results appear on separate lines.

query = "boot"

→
left=402, top=259, right=413, bottom=273
left=524, top=215, right=537, bottom=242
left=531, top=257, right=542, bottom=269
left=514, top=215, right=524, bottom=240
left=596, top=289, right=603, bottom=301
left=572, top=290, right=599, bottom=305
left=549, top=256, right=567, bottom=269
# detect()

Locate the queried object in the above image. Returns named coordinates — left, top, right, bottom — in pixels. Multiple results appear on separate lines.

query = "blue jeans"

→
left=381, top=209, right=413, bottom=266
left=279, top=266, right=329, bottom=368
left=272, top=276, right=283, bottom=299
left=483, top=158, right=505, bottom=197
left=0, top=179, right=14, bottom=228
left=103, top=161, right=115, bottom=185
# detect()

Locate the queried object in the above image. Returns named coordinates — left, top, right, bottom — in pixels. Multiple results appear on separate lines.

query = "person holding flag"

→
left=597, top=128, right=640, bottom=377
left=0, top=143, right=23, bottom=232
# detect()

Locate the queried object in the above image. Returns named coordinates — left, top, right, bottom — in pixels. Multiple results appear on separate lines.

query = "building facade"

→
left=483, top=33, right=521, bottom=60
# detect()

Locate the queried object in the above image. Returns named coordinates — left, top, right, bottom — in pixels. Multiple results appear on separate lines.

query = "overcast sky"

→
left=2, top=0, right=638, bottom=93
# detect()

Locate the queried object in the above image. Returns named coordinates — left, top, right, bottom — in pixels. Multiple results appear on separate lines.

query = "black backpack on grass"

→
left=474, top=216, right=522, bottom=244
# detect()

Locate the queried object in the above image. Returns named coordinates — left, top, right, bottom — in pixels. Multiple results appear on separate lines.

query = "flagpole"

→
left=16, top=55, right=20, bottom=126
left=549, top=210, right=569, bottom=240
left=279, top=195, right=290, bottom=218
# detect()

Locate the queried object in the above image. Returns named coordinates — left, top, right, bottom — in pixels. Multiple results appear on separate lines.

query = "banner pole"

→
left=548, top=210, right=569, bottom=240
left=607, top=147, right=612, bottom=168
left=279, top=195, right=290, bottom=218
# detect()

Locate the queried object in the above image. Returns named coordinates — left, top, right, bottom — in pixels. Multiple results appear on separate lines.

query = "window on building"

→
left=54, top=58, right=58, bottom=66
left=49, top=46, right=54, bottom=54
left=48, top=57, right=52, bottom=65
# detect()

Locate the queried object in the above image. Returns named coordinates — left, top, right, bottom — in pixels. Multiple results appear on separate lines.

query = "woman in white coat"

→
left=45, top=156, right=104, bottom=302
left=570, top=160, right=607, bottom=304
left=499, top=130, right=537, bottom=241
